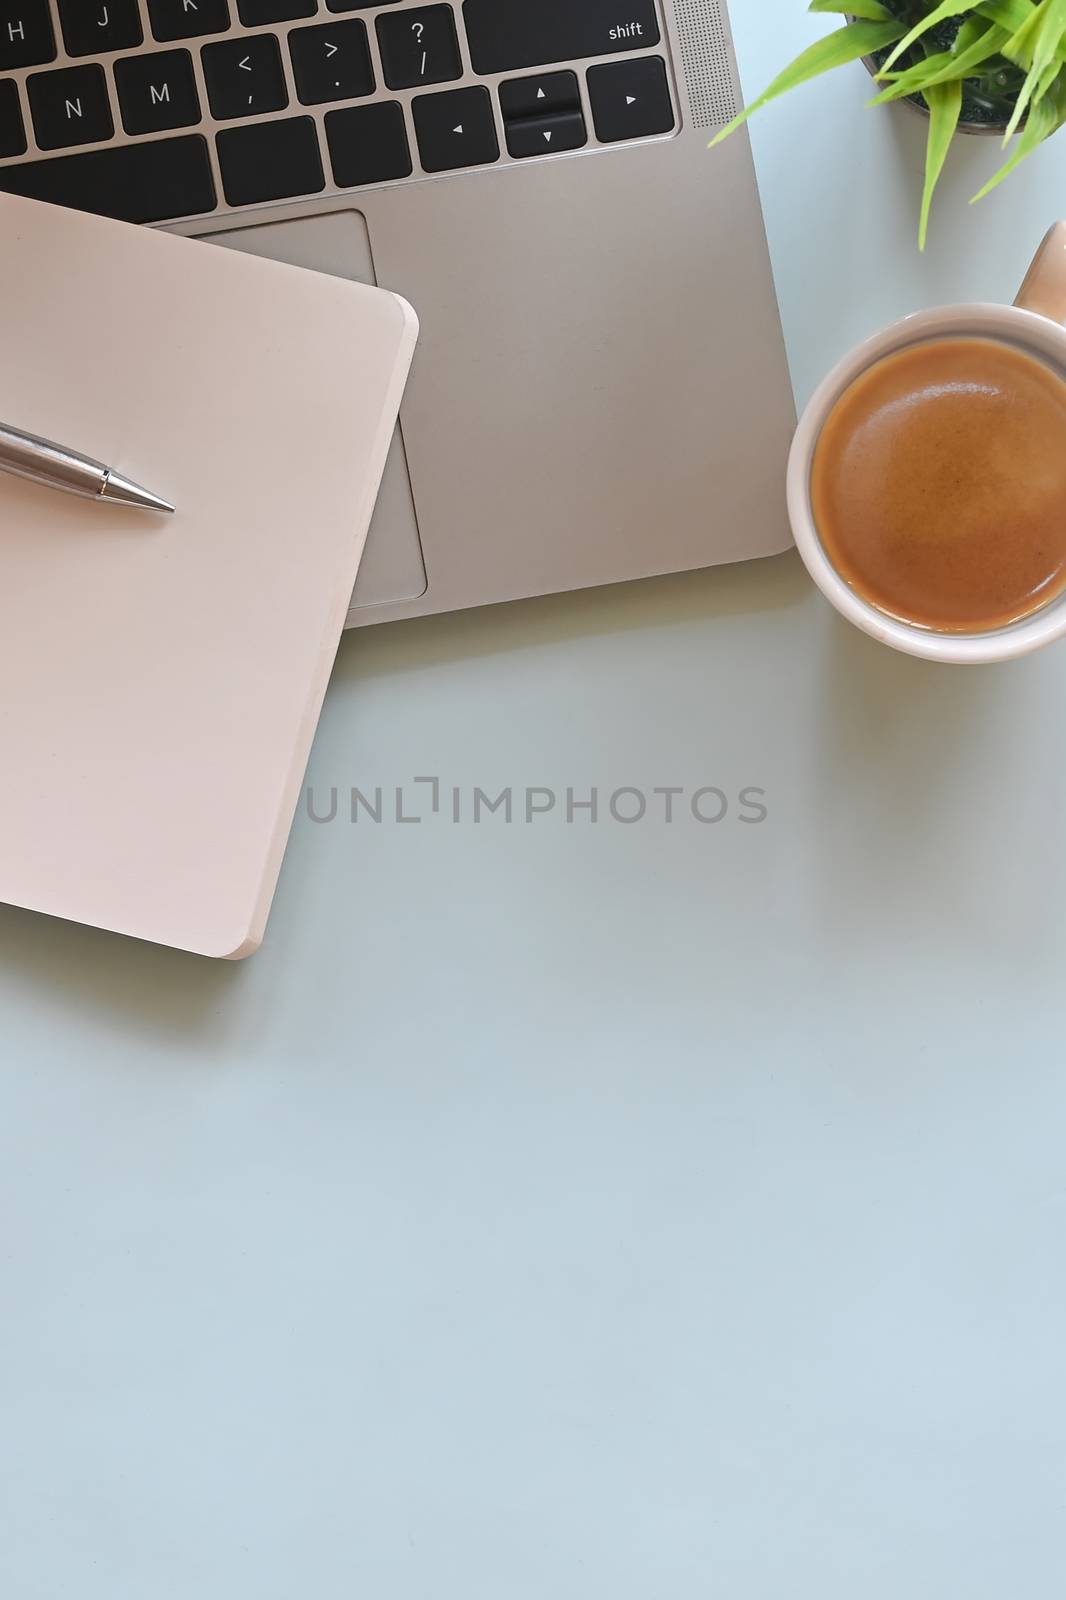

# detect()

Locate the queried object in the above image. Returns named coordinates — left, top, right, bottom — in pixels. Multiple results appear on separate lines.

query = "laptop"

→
left=0, top=0, right=795, bottom=629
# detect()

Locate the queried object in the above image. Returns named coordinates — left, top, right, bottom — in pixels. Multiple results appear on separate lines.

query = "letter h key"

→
left=0, top=0, right=56, bottom=69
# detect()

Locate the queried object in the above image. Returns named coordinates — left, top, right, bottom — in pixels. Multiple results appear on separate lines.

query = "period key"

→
left=289, top=19, right=374, bottom=105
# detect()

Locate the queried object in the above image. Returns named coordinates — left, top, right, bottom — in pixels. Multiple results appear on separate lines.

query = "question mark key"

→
left=376, top=4, right=463, bottom=90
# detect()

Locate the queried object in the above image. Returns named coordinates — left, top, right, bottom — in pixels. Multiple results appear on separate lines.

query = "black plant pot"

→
left=855, top=5, right=1026, bottom=134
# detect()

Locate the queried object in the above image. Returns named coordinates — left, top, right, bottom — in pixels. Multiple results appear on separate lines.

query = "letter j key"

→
left=58, top=0, right=143, bottom=57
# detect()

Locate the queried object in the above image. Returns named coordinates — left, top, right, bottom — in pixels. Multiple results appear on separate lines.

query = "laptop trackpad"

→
left=205, top=211, right=428, bottom=613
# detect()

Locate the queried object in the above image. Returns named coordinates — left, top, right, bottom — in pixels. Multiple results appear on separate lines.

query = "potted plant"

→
left=713, top=0, right=1065, bottom=247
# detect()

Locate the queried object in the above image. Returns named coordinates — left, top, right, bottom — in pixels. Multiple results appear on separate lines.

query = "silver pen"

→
left=0, top=420, right=174, bottom=514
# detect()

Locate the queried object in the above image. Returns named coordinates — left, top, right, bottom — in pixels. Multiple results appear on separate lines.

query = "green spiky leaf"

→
left=1032, top=51, right=1063, bottom=98
left=710, top=0, right=1066, bottom=235
left=977, top=0, right=1036, bottom=29
left=708, top=19, right=906, bottom=146
left=1002, top=0, right=1066, bottom=68
left=809, top=0, right=892, bottom=17
left=879, top=0, right=982, bottom=74
left=918, top=79, right=963, bottom=248
left=868, top=23, right=1008, bottom=103
left=1003, top=0, right=1066, bottom=137
left=973, top=67, right=1066, bottom=195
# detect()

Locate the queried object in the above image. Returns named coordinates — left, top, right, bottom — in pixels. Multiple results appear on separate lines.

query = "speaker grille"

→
left=672, top=0, right=738, bottom=130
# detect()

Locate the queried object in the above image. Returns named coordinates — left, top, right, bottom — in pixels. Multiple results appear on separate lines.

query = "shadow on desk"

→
left=335, top=547, right=808, bottom=687
left=0, top=551, right=808, bottom=1039
left=0, top=899, right=248, bottom=1048
left=812, top=608, right=1066, bottom=963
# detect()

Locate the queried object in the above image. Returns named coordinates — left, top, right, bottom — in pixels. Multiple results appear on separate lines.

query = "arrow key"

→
left=289, top=18, right=374, bottom=105
left=412, top=84, right=498, bottom=173
left=499, top=69, right=579, bottom=122
left=505, top=109, right=585, bottom=160
left=587, top=55, right=674, bottom=144
left=202, top=32, right=287, bottom=119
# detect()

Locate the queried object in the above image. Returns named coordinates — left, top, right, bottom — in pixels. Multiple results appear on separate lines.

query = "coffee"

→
left=810, top=336, right=1066, bottom=633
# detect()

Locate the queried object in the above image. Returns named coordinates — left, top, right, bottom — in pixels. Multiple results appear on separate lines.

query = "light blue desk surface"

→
left=4, top=6, right=1065, bottom=1595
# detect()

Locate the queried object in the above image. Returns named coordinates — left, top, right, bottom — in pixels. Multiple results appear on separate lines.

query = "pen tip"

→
left=101, top=470, right=175, bottom=515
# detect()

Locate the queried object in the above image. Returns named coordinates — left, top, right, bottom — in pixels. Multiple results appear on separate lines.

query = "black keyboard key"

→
left=203, top=33, right=287, bottom=120
left=148, top=0, right=229, bottom=43
left=377, top=5, right=460, bottom=91
left=0, top=134, right=215, bottom=220
left=327, top=0, right=399, bottom=7
left=115, top=47, right=199, bottom=133
left=499, top=69, right=578, bottom=121
left=216, top=114, right=323, bottom=205
left=0, top=76, right=25, bottom=155
left=464, top=0, right=659, bottom=75
left=28, top=64, right=113, bottom=148
left=587, top=55, right=674, bottom=143
left=0, top=0, right=55, bottom=69
left=505, top=108, right=585, bottom=159
left=326, top=99, right=410, bottom=187
left=238, top=0, right=314, bottom=23
left=412, top=85, right=497, bottom=174
left=290, top=19, right=374, bottom=106
left=59, top=0, right=142, bottom=57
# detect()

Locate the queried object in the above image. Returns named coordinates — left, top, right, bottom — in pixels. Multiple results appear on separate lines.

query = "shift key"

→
left=463, top=0, right=659, bottom=75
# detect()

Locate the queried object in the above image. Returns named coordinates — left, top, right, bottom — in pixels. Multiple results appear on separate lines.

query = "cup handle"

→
left=1014, top=223, right=1066, bottom=323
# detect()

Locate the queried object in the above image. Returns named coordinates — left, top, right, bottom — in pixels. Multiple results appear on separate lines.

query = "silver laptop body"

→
left=0, top=0, right=794, bottom=627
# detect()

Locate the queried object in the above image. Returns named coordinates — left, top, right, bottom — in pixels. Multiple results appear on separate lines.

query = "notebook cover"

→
left=0, top=193, right=418, bottom=958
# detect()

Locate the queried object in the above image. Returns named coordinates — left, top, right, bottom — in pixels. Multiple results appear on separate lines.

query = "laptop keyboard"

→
left=0, top=0, right=676, bottom=224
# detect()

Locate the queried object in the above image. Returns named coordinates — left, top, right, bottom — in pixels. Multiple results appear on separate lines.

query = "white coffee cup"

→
left=787, top=224, right=1066, bottom=664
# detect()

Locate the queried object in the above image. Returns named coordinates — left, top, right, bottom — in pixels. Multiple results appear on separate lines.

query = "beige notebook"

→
left=0, top=193, right=417, bottom=958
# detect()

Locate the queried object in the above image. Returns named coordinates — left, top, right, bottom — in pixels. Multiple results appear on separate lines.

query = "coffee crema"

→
left=810, top=336, right=1066, bottom=633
